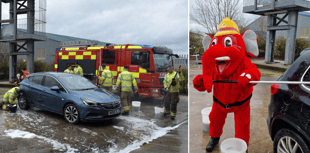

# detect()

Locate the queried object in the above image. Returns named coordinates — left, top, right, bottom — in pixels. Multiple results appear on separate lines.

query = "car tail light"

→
left=271, top=84, right=279, bottom=95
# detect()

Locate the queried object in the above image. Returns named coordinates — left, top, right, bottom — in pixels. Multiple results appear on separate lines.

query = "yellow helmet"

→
left=214, top=17, right=240, bottom=37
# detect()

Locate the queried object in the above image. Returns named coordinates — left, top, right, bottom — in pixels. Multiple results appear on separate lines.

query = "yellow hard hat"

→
left=214, top=17, right=240, bottom=37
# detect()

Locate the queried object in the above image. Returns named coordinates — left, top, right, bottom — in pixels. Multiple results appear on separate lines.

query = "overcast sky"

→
left=2, top=0, right=189, bottom=55
left=46, top=0, right=189, bottom=54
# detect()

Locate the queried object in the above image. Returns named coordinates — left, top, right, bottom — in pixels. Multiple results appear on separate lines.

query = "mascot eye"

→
left=224, top=37, right=232, bottom=47
left=211, top=39, right=217, bottom=46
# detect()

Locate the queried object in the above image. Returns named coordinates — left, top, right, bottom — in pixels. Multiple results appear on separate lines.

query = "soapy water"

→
left=109, top=116, right=187, bottom=153
left=0, top=109, right=187, bottom=152
left=5, top=129, right=78, bottom=153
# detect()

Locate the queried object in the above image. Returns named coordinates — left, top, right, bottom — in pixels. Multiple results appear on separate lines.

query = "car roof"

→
left=27, top=72, right=75, bottom=78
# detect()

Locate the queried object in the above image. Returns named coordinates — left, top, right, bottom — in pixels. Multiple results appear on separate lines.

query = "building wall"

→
left=16, top=39, right=60, bottom=65
left=34, top=40, right=60, bottom=64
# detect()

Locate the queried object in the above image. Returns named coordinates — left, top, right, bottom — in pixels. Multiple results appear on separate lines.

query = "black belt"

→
left=213, top=94, right=252, bottom=109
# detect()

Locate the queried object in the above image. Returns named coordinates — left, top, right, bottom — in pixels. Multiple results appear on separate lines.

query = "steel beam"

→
left=265, top=15, right=277, bottom=63
left=284, top=11, right=298, bottom=65
left=27, top=0, right=34, bottom=73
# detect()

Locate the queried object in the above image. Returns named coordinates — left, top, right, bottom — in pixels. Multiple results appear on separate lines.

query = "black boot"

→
left=170, top=116, right=175, bottom=120
left=0, top=102, right=4, bottom=110
left=206, top=137, right=220, bottom=152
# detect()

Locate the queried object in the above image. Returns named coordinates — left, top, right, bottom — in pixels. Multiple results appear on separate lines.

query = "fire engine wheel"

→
left=63, top=104, right=80, bottom=124
left=18, top=95, right=30, bottom=110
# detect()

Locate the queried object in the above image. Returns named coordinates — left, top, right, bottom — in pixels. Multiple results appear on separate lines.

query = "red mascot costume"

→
left=193, top=17, right=261, bottom=152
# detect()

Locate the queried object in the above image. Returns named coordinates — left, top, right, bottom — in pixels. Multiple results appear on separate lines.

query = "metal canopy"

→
left=243, top=0, right=310, bottom=15
left=0, top=0, right=47, bottom=82
left=243, top=0, right=310, bottom=65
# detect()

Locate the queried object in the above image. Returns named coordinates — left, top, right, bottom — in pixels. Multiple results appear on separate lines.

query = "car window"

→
left=28, top=76, right=33, bottom=82
left=58, top=75, right=97, bottom=90
left=43, top=76, right=60, bottom=88
left=31, top=75, right=43, bottom=85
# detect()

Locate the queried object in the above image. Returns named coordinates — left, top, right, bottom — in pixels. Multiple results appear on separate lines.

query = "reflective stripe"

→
left=169, top=89, right=179, bottom=92
left=121, top=86, right=132, bottom=89
left=171, top=112, right=176, bottom=116
left=103, top=82, right=112, bottom=85
left=164, top=79, right=170, bottom=84
left=9, top=97, right=14, bottom=99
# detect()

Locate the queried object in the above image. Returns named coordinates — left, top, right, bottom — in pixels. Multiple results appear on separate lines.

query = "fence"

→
left=153, top=54, right=188, bottom=68
left=173, top=54, right=188, bottom=68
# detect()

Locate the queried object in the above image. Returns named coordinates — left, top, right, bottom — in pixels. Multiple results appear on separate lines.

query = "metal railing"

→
left=244, top=0, right=310, bottom=7
left=173, top=54, right=188, bottom=68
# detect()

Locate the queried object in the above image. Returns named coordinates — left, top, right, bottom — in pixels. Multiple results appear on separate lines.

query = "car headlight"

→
left=81, top=98, right=99, bottom=107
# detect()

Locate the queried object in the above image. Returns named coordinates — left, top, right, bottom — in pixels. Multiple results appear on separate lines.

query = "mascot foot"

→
left=206, top=137, right=220, bottom=152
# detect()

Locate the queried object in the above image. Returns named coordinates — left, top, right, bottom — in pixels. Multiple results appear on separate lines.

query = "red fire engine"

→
left=54, top=44, right=179, bottom=98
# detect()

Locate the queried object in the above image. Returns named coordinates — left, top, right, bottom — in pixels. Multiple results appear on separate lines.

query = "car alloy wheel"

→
left=277, top=136, right=303, bottom=153
left=64, top=104, right=80, bottom=124
left=18, top=95, right=30, bottom=110
left=274, top=129, right=309, bottom=153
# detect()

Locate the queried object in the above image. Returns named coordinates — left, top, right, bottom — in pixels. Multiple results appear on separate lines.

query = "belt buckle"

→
left=225, top=105, right=230, bottom=109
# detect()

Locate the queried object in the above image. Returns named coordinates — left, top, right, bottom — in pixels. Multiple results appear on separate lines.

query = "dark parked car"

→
left=18, top=72, right=121, bottom=124
left=268, top=49, right=310, bottom=152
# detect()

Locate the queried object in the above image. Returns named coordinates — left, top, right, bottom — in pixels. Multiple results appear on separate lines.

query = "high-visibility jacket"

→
left=3, top=87, right=20, bottom=104
left=116, top=70, right=138, bottom=92
left=74, top=66, right=83, bottom=76
left=99, top=69, right=113, bottom=87
left=164, top=71, right=184, bottom=93
left=22, top=70, right=30, bottom=79
left=64, top=69, right=74, bottom=74
left=96, top=65, right=104, bottom=76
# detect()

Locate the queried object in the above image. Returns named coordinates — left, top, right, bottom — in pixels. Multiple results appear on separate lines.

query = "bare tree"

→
left=190, top=0, right=248, bottom=35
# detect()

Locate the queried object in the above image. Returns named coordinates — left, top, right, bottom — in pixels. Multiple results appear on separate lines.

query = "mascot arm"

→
left=238, top=57, right=261, bottom=87
left=193, top=74, right=206, bottom=91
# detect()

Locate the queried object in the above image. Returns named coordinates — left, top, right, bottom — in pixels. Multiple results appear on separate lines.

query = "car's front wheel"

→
left=63, top=104, right=80, bottom=124
left=18, top=94, right=30, bottom=110
left=274, top=128, right=309, bottom=153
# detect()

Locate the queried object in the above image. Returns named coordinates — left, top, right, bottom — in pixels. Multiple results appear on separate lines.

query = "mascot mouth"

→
left=215, top=56, right=231, bottom=74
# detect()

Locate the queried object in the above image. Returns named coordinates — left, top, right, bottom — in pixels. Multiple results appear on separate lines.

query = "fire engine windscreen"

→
left=58, top=75, right=98, bottom=90
left=154, top=54, right=173, bottom=72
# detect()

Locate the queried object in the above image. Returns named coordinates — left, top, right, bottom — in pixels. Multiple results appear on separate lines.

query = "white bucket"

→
left=132, top=101, right=141, bottom=112
left=201, top=107, right=212, bottom=132
left=220, top=138, right=247, bottom=153
left=112, top=85, right=116, bottom=90
left=154, top=106, right=165, bottom=119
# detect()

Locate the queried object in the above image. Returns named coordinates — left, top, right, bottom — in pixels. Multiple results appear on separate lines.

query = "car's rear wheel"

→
left=18, top=94, right=30, bottom=110
left=274, top=128, right=309, bottom=153
left=63, top=104, right=80, bottom=124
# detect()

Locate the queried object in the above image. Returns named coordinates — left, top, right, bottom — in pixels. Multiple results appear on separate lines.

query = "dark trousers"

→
left=164, top=92, right=179, bottom=116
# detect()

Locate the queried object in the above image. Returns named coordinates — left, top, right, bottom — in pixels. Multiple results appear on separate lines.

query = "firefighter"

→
left=99, top=64, right=113, bottom=92
left=21, top=68, right=30, bottom=79
left=116, top=65, right=138, bottom=115
left=0, top=87, right=20, bottom=112
left=14, top=73, right=21, bottom=86
left=96, top=63, right=105, bottom=76
left=64, top=65, right=74, bottom=74
left=163, top=65, right=184, bottom=120
left=74, top=62, right=83, bottom=76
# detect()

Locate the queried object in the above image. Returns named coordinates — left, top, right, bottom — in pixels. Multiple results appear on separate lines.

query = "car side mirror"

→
left=51, top=86, right=60, bottom=92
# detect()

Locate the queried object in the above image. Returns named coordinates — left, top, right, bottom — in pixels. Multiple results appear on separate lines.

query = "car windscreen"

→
left=58, top=75, right=98, bottom=90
